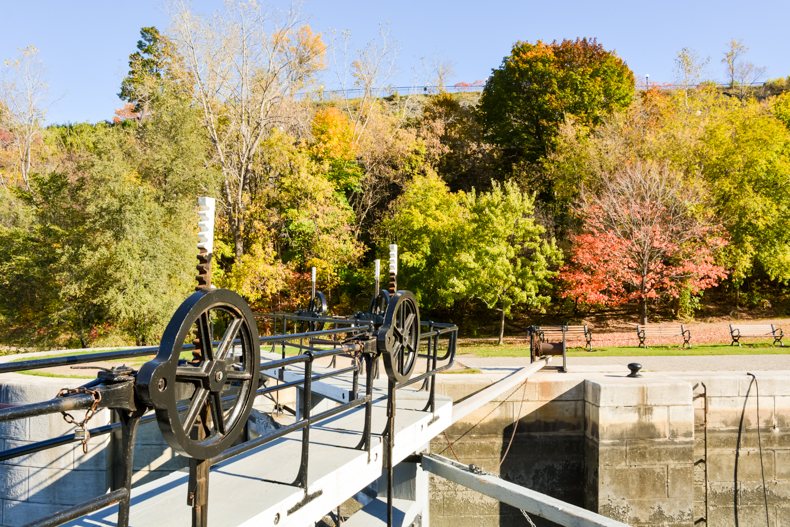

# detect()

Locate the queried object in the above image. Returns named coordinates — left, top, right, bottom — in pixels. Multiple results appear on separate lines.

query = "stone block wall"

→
left=0, top=375, right=110, bottom=527
left=584, top=378, right=695, bottom=526
left=430, top=371, right=790, bottom=527
left=688, top=374, right=790, bottom=527
left=429, top=374, right=586, bottom=527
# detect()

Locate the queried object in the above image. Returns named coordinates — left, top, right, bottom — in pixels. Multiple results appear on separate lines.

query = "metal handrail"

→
left=0, top=302, right=458, bottom=527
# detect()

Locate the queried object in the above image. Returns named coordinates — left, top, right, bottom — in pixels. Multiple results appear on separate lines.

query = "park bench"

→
left=528, top=324, right=593, bottom=373
left=535, top=325, right=593, bottom=352
left=635, top=324, right=691, bottom=348
left=729, top=323, right=784, bottom=346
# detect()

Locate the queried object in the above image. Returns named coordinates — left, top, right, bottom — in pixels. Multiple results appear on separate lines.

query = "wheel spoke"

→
left=197, top=312, right=214, bottom=361
left=403, top=313, right=416, bottom=336
left=209, top=392, right=226, bottom=435
left=176, top=366, right=210, bottom=383
left=226, top=371, right=252, bottom=381
left=216, top=316, right=244, bottom=361
left=183, top=388, right=210, bottom=432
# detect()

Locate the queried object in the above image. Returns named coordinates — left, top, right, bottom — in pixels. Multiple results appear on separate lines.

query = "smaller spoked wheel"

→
left=138, top=289, right=260, bottom=459
left=308, top=291, right=328, bottom=316
left=369, top=289, right=391, bottom=318
left=377, top=290, right=420, bottom=384
left=306, top=291, right=328, bottom=331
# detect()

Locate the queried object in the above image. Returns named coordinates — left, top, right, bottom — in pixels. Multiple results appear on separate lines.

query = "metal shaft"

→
left=388, top=244, right=397, bottom=293
left=374, top=259, right=380, bottom=295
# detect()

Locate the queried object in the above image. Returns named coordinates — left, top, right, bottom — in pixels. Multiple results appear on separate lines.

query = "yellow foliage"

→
left=311, top=107, right=356, bottom=160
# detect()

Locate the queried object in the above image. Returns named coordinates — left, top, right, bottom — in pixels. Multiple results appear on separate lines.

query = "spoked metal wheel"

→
left=378, top=290, right=420, bottom=384
left=138, top=289, right=260, bottom=459
left=369, top=289, right=391, bottom=319
left=306, top=291, right=328, bottom=331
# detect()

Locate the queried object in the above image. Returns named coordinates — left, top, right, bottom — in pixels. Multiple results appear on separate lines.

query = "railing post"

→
left=113, top=410, right=142, bottom=527
left=294, top=351, right=313, bottom=489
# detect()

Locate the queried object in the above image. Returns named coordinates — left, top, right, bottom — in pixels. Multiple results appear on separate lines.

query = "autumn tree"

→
left=417, top=92, right=499, bottom=192
left=722, top=39, right=765, bottom=98
left=560, top=162, right=727, bottom=323
left=479, top=38, right=634, bottom=166
left=170, top=1, right=326, bottom=259
left=700, top=97, right=790, bottom=284
left=0, top=45, right=46, bottom=190
left=674, top=47, right=709, bottom=107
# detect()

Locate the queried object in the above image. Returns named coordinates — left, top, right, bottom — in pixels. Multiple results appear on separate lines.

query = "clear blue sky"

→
left=1, top=1, right=788, bottom=125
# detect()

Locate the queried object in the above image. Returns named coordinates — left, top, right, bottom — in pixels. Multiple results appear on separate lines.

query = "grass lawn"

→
left=458, top=342, right=787, bottom=358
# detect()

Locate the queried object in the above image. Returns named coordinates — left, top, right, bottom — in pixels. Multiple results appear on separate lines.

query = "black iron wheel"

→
left=308, top=291, right=328, bottom=316
left=137, top=289, right=260, bottom=459
left=307, top=291, right=328, bottom=331
left=369, top=289, right=391, bottom=318
left=377, top=290, right=420, bottom=384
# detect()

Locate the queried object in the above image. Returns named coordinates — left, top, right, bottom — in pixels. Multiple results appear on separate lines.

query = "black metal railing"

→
left=0, top=288, right=457, bottom=527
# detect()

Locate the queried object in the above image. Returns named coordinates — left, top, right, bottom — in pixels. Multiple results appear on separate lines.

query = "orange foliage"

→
left=311, top=107, right=356, bottom=161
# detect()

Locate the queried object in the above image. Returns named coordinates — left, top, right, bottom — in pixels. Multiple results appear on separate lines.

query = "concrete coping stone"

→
left=585, top=375, right=693, bottom=408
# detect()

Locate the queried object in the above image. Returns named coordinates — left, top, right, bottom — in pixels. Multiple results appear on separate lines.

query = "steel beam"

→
left=421, top=453, right=630, bottom=527
left=450, top=358, right=549, bottom=424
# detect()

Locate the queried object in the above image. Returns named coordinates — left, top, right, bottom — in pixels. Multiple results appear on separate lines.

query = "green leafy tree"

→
left=0, top=123, right=197, bottom=347
left=379, top=176, right=561, bottom=343
left=462, top=181, right=562, bottom=343
left=479, top=38, right=634, bottom=167
left=119, top=26, right=186, bottom=119
left=700, top=99, right=790, bottom=284
left=376, top=172, right=468, bottom=309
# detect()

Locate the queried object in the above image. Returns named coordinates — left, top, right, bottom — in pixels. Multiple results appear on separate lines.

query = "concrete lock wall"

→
left=0, top=371, right=297, bottom=527
left=2, top=367, right=789, bottom=526
left=430, top=373, right=586, bottom=527
left=0, top=374, right=111, bottom=526
left=431, top=370, right=790, bottom=527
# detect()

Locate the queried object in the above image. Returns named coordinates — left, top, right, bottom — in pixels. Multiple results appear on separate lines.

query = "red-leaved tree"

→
left=560, top=162, right=727, bottom=323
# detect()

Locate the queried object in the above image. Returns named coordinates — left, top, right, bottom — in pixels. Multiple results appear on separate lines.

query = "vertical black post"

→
left=351, top=355, right=359, bottom=401
left=187, top=408, right=210, bottom=527
left=356, top=354, right=374, bottom=454
left=188, top=457, right=210, bottom=527
left=386, top=380, right=396, bottom=527
left=113, top=410, right=141, bottom=527
left=529, top=326, right=535, bottom=363
left=429, top=331, right=438, bottom=413
left=294, top=352, right=313, bottom=489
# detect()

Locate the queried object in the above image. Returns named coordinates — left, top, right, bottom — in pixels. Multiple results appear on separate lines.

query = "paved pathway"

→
left=456, top=354, right=790, bottom=373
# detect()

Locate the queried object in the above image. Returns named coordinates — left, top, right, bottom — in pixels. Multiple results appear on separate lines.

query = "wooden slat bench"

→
left=536, top=325, right=593, bottom=352
left=636, top=324, right=691, bottom=348
left=529, top=325, right=593, bottom=373
left=729, top=323, right=784, bottom=346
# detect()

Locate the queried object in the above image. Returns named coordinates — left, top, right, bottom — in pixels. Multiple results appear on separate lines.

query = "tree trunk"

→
left=498, top=308, right=505, bottom=346
left=233, top=213, right=244, bottom=258
left=640, top=298, right=648, bottom=325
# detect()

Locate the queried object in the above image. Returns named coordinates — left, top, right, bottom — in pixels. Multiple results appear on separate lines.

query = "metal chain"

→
left=520, top=508, right=537, bottom=527
left=56, top=387, right=102, bottom=453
